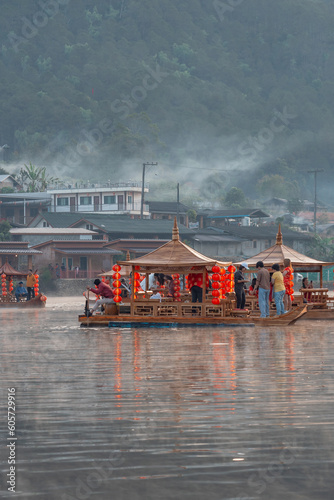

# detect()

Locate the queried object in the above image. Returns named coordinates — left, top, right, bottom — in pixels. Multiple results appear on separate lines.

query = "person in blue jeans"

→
left=271, top=263, right=286, bottom=316
left=255, top=261, right=270, bottom=318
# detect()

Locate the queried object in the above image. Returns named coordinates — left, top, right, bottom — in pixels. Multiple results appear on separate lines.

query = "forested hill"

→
left=1, top=0, right=334, bottom=203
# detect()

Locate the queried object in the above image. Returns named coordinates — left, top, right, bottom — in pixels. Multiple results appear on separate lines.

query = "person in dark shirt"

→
left=234, top=263, right=249, bottom=309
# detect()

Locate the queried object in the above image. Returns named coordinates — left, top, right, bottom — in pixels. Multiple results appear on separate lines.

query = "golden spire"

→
left=172, top=216, right=179, bottom=241
left=276, top=223, right=283, bottom=245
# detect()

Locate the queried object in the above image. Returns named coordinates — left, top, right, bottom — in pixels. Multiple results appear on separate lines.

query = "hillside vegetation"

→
left=1, top=0, right=334, bottom=203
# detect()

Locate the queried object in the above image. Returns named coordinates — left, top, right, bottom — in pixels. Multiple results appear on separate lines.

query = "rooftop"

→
left=10, top=228, right=96, bottom=235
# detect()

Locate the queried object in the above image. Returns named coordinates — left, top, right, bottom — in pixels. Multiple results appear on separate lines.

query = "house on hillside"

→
left=10, top=227, right=99, bottom=246
left=193, top=225, right=313, bottom=260
left=47, top=181, right=149, bottom=217
left=0, top=241, right=42, bottom=271
left=31, top=240, right=122, bottom=278
left=28, top=212, right=195, bottom=242
left=0, top=192, right=50, bottom=225
left=0, top=175, right=22, bottom=191
left=147, top=201, right=189, bottom=226
left=196, top=208, right=270, bottom=229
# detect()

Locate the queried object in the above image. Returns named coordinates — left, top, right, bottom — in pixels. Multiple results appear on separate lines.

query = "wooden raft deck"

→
left=78, top=300, right=308, bottom=327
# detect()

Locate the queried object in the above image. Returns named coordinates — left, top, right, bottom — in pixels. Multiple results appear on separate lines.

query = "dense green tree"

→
left=0, top=220, right=11, bottom=241
left=224, top=187, right=247, bottom=209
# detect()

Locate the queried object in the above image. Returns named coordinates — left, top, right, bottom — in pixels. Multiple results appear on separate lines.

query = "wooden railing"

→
left=298, top=288, right=329, bottom=308
left=131, top=299, right=236, bottom=318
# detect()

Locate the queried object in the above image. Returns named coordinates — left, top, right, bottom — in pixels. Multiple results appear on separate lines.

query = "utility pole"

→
left=140, top=162, right=158, bottom=219
left=307, top=169, right=324, bottom=234
left=176, top=183, right=180, bottom=224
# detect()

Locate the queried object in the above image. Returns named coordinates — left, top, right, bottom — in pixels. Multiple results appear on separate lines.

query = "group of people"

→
left=85, top=269, right=212, bottom=316
left=234, top=259, right=307, bottom=318
left=15, top=270, right=37, bottom=302
left=85, top=261, right=313, bottom=317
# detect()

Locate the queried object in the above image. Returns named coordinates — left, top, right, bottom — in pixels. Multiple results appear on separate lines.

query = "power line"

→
left=159, top=163, right=243, bottom=173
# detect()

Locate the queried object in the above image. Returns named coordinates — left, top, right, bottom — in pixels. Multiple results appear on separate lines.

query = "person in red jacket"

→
left=86, top=279, right=115, bottom=316
left=187, top=268, right=210, bottom=303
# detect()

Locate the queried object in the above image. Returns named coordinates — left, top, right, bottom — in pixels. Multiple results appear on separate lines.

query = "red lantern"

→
left=112, top=264, right=121, bottom=272
left=174, top=285, right=180, bottom=292
left=40, top=295, right=47, bottom=302
left=212, top=282, right=220, bottom=289
left=134, top=265, right=140, bottom=271
left=173, top=291, right=180, bottom=298
left=112, top=272, right=121, bottom=279
left=113, top=280, right=121, bottom=288
left=134, top=272, right=140, bottom=280
left=212, top=273, right=220, bottom=281
left=114, top=295, right=122, bottom=303
left=212, top=265, right=220, bottom=273
left=212, top=290, right=220, bottom=298
left=113, top=288, right=121, bottom=295
left=227, top=265, right=236, bottom=273
left=134, top=279, right=141, bottom=288
left=212, top=297, right=220, bottom=305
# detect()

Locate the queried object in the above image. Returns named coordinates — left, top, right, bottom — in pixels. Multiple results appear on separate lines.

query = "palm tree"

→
left=19, top=162, right=58, bottom=192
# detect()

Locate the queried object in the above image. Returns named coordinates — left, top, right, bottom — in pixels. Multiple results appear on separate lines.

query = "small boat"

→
left=0, top=261, right=46, bottom=308
left=79, top=218, right=308, bottom=328
left=0, top=293, right=47, bottom=308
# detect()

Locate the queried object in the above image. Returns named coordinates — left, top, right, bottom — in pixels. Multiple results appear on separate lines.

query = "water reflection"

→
left=0, top=299, right=334, bottom=499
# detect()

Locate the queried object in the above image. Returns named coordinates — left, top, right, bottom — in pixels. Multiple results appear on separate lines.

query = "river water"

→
left=1, top=297, right=334, bottom=500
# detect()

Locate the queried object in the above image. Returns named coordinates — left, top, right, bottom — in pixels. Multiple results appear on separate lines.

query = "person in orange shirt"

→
left=26, top=269, right=37, bottom=300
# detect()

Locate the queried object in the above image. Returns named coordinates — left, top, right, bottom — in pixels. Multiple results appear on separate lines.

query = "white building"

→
left=47, top=181, right=149, bottom=216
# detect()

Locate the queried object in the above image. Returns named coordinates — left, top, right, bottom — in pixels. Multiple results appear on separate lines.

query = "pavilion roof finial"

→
left=172, top=216, right=179, bottom=241
left=276, top=223, right=283, bottom=245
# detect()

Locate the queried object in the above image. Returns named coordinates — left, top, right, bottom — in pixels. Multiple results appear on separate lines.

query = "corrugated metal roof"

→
left=0, top=192, right=51, bottom=200
left=32, top=212, right=195, bottom=235
left=0, top=249, right=42, bottom=254
left=55, top=248, right=121, bottom=255
left=147, top=201, right=189, bottom=213
left=11, top=228, right=96, bottom=234
left=194, top=235, right=242, bottom=242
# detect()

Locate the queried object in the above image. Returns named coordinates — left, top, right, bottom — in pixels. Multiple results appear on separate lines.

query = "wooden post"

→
left=131, top=265, right=135, bottom=315
left=202, top=266, right=207, bottom=317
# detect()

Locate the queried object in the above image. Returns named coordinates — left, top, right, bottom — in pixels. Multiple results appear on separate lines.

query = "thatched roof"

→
left=117, top=218, right=230, bottom=273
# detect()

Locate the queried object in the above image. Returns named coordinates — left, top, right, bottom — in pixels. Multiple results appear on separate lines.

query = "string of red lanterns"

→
left=1, top=273, right=7, bottom=297
left=112, top=264, right=122, bottom=303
